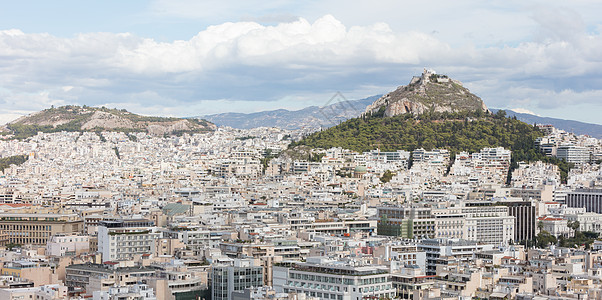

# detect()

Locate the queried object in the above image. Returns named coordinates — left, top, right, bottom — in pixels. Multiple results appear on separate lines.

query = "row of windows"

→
left=117, top=247, right=150, bottom=252
left=290, top=273, right=342, bottom=284
left=284, top=289, right=343, bottom=300
left=289, top=272, right=390, bottom=286
left=284, top=288, right=394, bottom=300
left=8, top=232, right=49, bottom=237
left=0, top=224, right=51, bottom=231
left=111, top=235, right=152, bottom=240
left=9, top=237, right=47, bottom=244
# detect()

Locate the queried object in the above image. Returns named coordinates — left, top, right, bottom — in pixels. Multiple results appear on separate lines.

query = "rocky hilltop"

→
left=5, top=105, right=215, bottom=138
left=364, top=69, right=489, bottom=117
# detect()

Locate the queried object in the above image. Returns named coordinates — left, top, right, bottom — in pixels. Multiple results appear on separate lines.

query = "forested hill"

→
left=291, top=110, right=539, bottom=153
left=290, top=110, right=572, bottom=181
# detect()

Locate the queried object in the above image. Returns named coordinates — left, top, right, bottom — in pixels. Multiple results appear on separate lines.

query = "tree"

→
left=568, top=220, right=580, bottom=232
left=536, top=231, right=557, bottom=249
left=0, top=155, right=28, bottom=173
left=380, top=170, right=394, bottom=183
left=495, top=109, right=507, bottom=119
left=6, top=243, right=21, bottom=251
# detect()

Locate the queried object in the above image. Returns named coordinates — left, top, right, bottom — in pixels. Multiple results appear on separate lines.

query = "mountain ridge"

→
left=203, top=97, right=602, bottom=139
left=494, top=109, right=602, bottom=139
left=202, top=95, right=379, bottom=130
left=3, top=105, right=216, bottom=139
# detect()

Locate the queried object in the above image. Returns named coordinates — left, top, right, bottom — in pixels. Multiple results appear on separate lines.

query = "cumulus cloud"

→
left=0, top=12, right=601, bottom=124
left=110, top=15, right=449, bottom=74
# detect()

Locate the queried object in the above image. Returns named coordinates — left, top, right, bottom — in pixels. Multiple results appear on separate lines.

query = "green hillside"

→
left=0, top=155, right=28, bottom=173
left=291, top=109, right=572, bottom=182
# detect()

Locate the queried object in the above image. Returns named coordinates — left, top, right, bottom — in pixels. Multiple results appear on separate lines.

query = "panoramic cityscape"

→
left=1, top=1, right=602, bottom=300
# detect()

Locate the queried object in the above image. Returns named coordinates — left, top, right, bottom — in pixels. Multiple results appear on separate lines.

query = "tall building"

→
left=461, top=204, right=515, bottom=245
left=273, top=256, right=395, bottom=300
left=432, top=208, right=466, bottom=240
left=97, top=219, right=158, bottom=262
left=501, top=201, right=536, bottom=244
left=212, top=259, right=264, bottom=300
left=379, top=204, right=515, bottom=245
left=567, top=188, right=602, bottom=213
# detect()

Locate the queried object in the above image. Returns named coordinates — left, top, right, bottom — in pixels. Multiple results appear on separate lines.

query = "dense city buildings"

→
left=0, top=124, right=599, bottom=299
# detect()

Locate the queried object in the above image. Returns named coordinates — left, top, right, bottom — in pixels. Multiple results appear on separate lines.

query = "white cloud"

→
left=110, top=15, right=448, bottom=74
left=0, top=11, right=601, bottom=124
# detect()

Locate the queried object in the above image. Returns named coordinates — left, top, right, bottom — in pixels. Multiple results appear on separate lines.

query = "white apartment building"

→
left=0, top=284, right=68, bottom=300
left=432, top=208, right=466, bottom=240
left=476, top=147, right=511, bottom=163
left=180, top=229, right=222, bottom=254
left=93, top=284, right=157, bottom=300
left=97, top=219, right=159, bottom=261
left=461, top=205, right=515, bottom=245
left=430, top=205, right=515, bottom=245
left=412, top=148, right=450, bottom=164
left=557, top=145, right=589, bottom=164
left=46, top=233, right=90, bottom=256
left=273, top=257, right=395, bottom=300
left=417, top=239, right=495, bottom=275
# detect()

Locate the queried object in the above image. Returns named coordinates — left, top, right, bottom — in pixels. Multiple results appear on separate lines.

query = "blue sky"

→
left=1, top=0, right=601, bottom=125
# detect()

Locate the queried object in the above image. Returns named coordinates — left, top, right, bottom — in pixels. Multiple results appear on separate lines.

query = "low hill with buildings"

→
left=2, top=105, right=216, bottom=138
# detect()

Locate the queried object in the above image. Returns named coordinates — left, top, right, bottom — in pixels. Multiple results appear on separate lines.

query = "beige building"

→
left=0, top=213, right=83, bottom=246
left=1, top=261, right=58, bottom=287
left=0, top=284, right=68, bottom=300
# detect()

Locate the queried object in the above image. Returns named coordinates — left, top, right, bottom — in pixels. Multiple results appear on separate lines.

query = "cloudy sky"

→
left=1, top=0, right=601, bottom=124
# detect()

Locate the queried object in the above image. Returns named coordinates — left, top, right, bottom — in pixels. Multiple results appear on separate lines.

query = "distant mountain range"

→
left=492, top=109, right=602, bottom=139
left=202, top=95, right=380, bottom=130
left=202, top=93, right=602, bottom=138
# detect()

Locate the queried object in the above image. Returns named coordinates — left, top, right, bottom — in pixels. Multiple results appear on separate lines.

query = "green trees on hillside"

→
left=0, top=155, right=28, bottom=173
left=292, top=110, right=541, bottom=154
left=291, top=110, right=572, bottom=182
